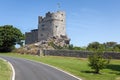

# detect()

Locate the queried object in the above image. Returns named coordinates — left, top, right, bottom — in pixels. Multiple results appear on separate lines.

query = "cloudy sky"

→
left=0, top=0, right=120, bottom=46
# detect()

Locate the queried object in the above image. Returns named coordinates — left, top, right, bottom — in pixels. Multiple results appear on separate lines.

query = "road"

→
left=0, top=56, right=80, bottom=80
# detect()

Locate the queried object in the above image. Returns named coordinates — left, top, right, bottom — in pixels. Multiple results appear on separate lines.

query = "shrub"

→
left=88, top=51, right=110, bottom=74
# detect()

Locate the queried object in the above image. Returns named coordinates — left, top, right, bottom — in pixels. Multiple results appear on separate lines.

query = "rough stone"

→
left=25, top=11, right=69, bottom=45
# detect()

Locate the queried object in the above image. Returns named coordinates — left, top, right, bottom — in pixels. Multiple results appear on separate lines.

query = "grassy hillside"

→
left=0, top=53, right=120, bottom=80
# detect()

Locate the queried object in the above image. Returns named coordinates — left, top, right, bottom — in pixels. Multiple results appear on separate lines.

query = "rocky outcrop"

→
left=16, top=35, right=70, bottom=55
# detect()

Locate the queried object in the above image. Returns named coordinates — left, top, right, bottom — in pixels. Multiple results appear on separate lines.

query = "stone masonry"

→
left=25, top=29, right=38, bottom=44
left=25, top=11, right=69, bottom=45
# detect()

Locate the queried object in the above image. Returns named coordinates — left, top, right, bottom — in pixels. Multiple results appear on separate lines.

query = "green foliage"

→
left=88, top=51, right=110, bottom=73
left=113, top=44, right=120, bottom=52
left=73, top=46, right=82, bottom=50
left=0, top=25, right=24, bottom=52
left=103, top=42, right=117, bottom=52
left=68, top=44, right=74, bottom=50
left=48, top=41, right=120, bottom=52
left=104, top=42, right=117, bottom=48
left=87, top=42, right=105, bottom=51
left=48, top=41, right=63, bottom=49
left=67, top=44, right=86, bottom=50
left=87, top=41, right=120, bottom=52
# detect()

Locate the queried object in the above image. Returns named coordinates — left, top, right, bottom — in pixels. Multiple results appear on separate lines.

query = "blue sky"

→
left=0, top=0, right=120, bottom=46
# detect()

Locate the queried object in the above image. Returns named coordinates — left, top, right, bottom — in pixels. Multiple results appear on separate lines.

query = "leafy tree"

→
left=87, top=42, right=105, bottom=51
left=68, top=44, right=74, bottom=50
left=87, top=41, right=120, bottom=52
left=73, top=46, right=82, bottom=50
left=0, top=25, right=24, bottom=52
left=113, top=44, right=120, bottom=52
left=88, top=50, right=110, bottom=74
left=103, top=42, right=117, bottom=51
left=104, top=42, right=117, bottom=48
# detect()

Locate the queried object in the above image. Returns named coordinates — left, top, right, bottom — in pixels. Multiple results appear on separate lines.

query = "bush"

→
left=88, top=51, right=110, bottom=74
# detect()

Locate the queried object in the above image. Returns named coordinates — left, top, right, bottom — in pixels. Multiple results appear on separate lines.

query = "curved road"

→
left=0, top=56, right=80, bottom=80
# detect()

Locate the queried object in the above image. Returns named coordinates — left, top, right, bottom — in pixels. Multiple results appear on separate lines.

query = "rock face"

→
left=31, top=35, right=70, bottom=50
left=19, top=35, right=70, bottom=55
left=25, top=11, right=69, bottom=46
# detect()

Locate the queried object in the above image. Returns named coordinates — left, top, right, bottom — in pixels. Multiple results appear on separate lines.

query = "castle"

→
left=25, top=11, right=69, bottom=46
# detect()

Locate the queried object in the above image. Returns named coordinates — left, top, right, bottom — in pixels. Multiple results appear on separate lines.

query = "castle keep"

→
left=25, top=11, right=69, bottom=46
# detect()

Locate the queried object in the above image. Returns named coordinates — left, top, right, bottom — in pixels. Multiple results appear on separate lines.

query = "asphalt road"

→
left=0, top=56, right=80, bottom=80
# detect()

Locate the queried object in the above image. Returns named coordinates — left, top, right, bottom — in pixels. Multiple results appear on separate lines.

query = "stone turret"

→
left=38, top=11, right=66, bottom=41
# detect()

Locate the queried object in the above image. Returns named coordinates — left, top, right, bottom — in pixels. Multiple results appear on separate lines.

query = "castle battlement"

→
left=38, top=11, right=65, bottom=23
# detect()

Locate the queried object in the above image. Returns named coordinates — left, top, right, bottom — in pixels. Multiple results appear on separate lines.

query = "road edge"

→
left=25, top=58, right=82, bottom=80
left=0, top=58, right=15, bottom=80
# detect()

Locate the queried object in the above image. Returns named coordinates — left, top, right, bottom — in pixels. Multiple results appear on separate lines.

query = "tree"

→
left=88, top=50, right=110, bottom=74
left=104, top=42, right=117, bottom=48
left=73, top=46, right=82, bottom=50
left=68, top=44, right=74, bottom=50
left=113, top=44, right=120, bottom=52
left=103, top=42, right=117, bottom=51
left=0, top=25, right=24, bottom=52
left=87, top=42, right=105, bottom=51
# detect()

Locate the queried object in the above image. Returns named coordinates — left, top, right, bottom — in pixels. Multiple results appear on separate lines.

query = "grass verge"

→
left=0, top=58, right=12, bottom=80
left=0, top=53, right=120, bottom=80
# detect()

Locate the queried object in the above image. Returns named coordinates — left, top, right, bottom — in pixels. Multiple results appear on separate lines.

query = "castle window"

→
left=42, top=24, right=44, bottom=27
left=41, top=34, right=43, bottom=36
left=61, top=14, right=63, bottom=16
left=56, top=26, right=58, bottom=28
left=61, top=20, right=63, bottom=22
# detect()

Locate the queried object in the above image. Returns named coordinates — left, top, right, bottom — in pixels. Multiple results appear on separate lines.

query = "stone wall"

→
left=44, top=50, right=90, bottom=58
left=44, top=50, right=120, bottom=59
left=25, top=29, right=38, bottom=44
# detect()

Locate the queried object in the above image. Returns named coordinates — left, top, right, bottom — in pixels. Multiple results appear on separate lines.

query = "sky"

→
left=0, top=0, right=120, bottom=47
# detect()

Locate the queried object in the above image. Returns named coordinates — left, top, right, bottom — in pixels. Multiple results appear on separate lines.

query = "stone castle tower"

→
left=38, top=11, right=66, bottom=41
left=25, top=11, right=69, bottom=45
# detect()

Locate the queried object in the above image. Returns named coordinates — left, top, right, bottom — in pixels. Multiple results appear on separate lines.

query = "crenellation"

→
left=38, top=16, right=43, bottom=23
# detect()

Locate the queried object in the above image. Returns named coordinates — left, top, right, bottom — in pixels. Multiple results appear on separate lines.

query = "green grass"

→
left=0, top=59, right=11, bottom=80
left=0, top=53, right=120, bottom=80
